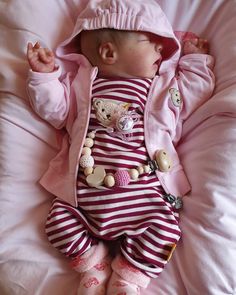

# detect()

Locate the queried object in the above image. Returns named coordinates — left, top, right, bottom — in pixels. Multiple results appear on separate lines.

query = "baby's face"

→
left=80, top=30, right=163, bottom=79
left=113, top=32, right=163, bottom=78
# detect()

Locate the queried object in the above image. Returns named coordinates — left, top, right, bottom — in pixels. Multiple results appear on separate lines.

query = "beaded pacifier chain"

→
left=79, top=128, right=172, bottom=188
left=79, top=100, right=172, bottom=188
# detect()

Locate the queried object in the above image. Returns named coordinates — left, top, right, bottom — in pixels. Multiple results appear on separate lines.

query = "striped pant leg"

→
left=120, top=216, right=181, bottom=278
left=45, top=198, right=97, bottom=259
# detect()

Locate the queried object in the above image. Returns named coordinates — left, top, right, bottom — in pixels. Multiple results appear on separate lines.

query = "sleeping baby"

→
left=26, top=0, right=215, bottom=294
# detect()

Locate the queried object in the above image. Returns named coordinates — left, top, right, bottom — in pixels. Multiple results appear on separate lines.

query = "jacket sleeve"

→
left=27, top=66, right=72, bottom=129
left=177, top=53, right=215, bottom=120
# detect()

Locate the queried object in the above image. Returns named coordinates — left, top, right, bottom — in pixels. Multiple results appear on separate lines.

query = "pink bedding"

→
left=1, top=1, right=236, bottom=294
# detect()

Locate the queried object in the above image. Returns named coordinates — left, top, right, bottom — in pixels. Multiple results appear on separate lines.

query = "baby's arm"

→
left=27, top=42, right=71, bottom=128
left=27, top=42, right=55, bottom=73
left=176, top=37, right=215, bottom=120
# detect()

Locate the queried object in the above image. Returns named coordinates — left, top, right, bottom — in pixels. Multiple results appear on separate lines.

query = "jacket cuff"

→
left=28, top=65, right=61, bottom=82
left=180, top=53, right=215, bottom=70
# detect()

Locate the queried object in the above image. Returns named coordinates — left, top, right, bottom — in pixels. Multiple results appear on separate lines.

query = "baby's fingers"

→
left=27, top=42, right=40, bottom=58
left=199, top=39, right=209, bottom=49
left=27, top=42, right=39, bottom=64
left=188, top=38, right=199, bottom=46
left=196, top=39, right=209, bottom=54
left=27, top=42, right=34, bottom=56
left=27, top=42, right=33, bottom=51
left=38, top=47, right=54, bottom=64
left=33, top=42, right=41, bottom=49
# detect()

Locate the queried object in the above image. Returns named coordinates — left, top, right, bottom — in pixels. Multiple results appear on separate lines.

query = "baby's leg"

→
left=107, top=221, right=181, bottom=294
left=108, top=254, right=150, bottom=295
left=45, top=198, right=112, bottom=295
left=72, top=242, right=112, bottom=295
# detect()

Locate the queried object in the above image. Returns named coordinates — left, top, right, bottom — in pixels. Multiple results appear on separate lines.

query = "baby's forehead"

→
left=130, top=31, right=162, bottom=41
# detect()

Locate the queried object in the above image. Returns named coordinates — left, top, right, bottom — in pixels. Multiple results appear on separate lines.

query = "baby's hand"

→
left=183, top=38, right=209, bottom=55
left=27, top=42, right=55, bottom=73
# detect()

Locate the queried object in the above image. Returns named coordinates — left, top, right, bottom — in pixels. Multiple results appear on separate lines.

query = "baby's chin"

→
left=136, top=64, right=159, bottom=79
left=97, top=68, right=157, bottom=79
left=117, top=69, right=158, bottom=79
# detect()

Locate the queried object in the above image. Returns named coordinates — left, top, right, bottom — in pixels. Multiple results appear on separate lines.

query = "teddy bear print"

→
left=169, top=88, right=182, bottom=107
left=93, top=98, right=130, bottom=127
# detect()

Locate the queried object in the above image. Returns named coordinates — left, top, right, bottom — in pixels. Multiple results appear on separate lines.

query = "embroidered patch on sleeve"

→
left=169, top=88, right=182, bottom=107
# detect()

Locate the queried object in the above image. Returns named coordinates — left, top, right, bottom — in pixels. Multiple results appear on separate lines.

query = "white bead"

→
left=88, top=131, right=96, bottom=139
left=84, top=167, right=93, bottom=176
left=84, top=138, right=94, bottom=148
left=104, top=175, right=115, bottom=188
left=82, top=147, right=91, bottom=156
left=144, top=165, right=150, bottom=173
left=137, top=166, right=144, bottom=174
left=79, top=155, right=94, bottom=168
left=129, top=168, right=139, bottom=180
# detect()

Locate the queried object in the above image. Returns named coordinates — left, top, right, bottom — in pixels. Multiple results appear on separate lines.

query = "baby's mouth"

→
left=153, top=61, right=159, bottom=68
left=155, top=57, right=162, bottom=67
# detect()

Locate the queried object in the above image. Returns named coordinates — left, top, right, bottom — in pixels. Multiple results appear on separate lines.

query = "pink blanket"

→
left=1, top=1, right=236, bottom=294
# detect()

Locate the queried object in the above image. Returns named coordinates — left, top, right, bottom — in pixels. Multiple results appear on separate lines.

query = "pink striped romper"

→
left=46, top=77, right=181, bottom=278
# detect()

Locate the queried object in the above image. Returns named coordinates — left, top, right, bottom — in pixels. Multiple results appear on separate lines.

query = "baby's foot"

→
left=107, top=271, right=140, bottom=295
left=107, top=255, right=151, bottom=295
left=77, top=256, right=112, bottom=295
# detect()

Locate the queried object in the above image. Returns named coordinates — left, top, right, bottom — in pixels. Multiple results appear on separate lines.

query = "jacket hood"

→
left=56, top=0, right=180, bottom=73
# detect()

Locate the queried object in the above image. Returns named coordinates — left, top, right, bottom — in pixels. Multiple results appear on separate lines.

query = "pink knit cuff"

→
left=112, top=255, right=150, bottom=288
left=71, top=242, right=109, bottom=273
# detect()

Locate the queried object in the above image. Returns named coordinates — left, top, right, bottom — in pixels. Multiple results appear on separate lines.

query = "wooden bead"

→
left=129, top=168, right=139, bottom=180
left=84, top=138, right=94, bottom=148
left=144, top=165, right=150, bottom=173
left=155, top=149, right=172, bottom=172
left=104, top=175, right=115, bottom=188
left=84, top=167, right=93, bottom=176
left=137, top=166, right=144, bottom=174
left=86, top=167, right=106, bottom=188
left=88, top=131, right=96, bottom=139
left=82, top=147, right=91, bottom=156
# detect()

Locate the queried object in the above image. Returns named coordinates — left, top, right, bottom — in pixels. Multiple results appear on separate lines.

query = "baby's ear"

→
left=99, top=42, right=118, bottom=64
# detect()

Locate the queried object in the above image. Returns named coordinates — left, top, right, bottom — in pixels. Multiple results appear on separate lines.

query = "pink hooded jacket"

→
left=27, top=0, right=215, bottom=207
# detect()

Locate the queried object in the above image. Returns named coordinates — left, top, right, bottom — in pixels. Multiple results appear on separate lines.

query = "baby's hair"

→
left=79, top=28, right=132, bottom=65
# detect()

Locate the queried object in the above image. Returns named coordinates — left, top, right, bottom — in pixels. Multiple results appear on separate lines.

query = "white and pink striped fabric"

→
left=1, top=1, right=236, bottom=294
left=45, top=78, right=181, bottom=277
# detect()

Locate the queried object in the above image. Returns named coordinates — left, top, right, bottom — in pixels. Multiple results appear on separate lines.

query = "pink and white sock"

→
left=107, top=254, right=150, bottom=295
left=71, top=242, right=112, bottom=295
